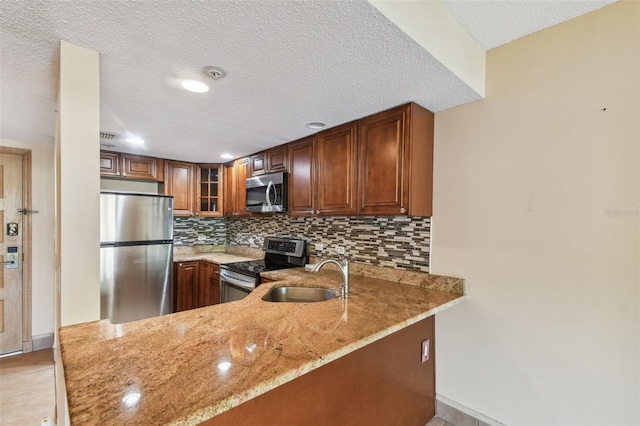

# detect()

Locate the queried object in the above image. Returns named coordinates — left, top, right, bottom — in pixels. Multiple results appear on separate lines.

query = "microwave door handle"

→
left=265, top=181, right=274, bottom=208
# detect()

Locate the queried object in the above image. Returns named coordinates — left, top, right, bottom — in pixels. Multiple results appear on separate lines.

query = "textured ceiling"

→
left=441, top=0, right=617, bottom=50
left=0, top=0, right=615, bottom=162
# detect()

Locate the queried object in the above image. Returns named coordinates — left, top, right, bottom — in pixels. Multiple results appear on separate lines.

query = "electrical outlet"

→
left=335, top=246, right=345, bottom=255
left=421, top=339, right=430, bottom=362
left=315, top=243, right=323, bottom=251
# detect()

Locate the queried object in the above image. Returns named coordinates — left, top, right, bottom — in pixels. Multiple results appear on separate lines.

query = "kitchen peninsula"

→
left=59, top=264, right=465, bottom=425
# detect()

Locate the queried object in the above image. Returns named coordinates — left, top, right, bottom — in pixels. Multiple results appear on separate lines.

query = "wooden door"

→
left=165, top=160, right=194, bottom=216
left=0, top=153, right=23, bottom=355
left=288, top=137, right=315, bottom=216
left=358, top=105, right=410, bottom=215
left=316, top=122, right=358, bottom=215
left=174, top=261, right=198, bottom=312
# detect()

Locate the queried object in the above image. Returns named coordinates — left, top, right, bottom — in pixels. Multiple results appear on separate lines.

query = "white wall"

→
left=0, top=139, right=55, bottom=337
left=56, top=41, right=101, bottom=326
left=432, top=2, right=639, bottom=425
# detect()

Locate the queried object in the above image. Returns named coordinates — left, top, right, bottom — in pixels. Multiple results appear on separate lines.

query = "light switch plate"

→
left=335, top=246, right=345, bottom=255
left=421, top=339, right=430, bottom=362
left=315, top=243, right=323, bottom=251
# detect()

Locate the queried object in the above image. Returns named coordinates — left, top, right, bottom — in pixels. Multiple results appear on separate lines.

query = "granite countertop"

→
left=173, top=252, right=258, bottom=264
left=59, top=267, right=466, bottom=425
left=172, top=245, right=263, bottom=264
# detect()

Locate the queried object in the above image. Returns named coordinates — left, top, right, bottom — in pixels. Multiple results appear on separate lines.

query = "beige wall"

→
left=0, top=139, right=55, bottom=337
left=56, top=41, right=101, bottom=326
left=432, top=2, right=639, bottom=425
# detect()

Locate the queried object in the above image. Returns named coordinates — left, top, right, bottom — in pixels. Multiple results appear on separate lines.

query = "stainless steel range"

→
left=219, top=237, right=308, bottom=303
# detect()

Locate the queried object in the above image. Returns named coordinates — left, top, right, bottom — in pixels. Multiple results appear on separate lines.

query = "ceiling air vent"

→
left=100, top=131, right=119, bottom=140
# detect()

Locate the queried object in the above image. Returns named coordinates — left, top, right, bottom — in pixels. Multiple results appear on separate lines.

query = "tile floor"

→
left=0, top=349, right=55, bottom=425
left=427, top=416, right=456, bottom=426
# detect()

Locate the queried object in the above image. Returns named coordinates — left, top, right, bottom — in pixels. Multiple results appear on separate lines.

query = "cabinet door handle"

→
left=400, top=207, right=406, bottom=214
left=123, top=173, right=127, bottom=177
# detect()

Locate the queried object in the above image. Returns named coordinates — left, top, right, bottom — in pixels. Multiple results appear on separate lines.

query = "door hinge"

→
left=18, top=208, right=39, bottom=215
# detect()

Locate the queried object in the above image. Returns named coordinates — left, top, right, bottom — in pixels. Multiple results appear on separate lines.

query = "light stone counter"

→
left=172, top=245, right=263, bottom=264
left=59, top=267, right=466, bottom=425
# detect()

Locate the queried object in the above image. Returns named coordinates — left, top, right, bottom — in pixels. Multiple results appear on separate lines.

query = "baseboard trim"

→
left=436, top=394, right=506, bottom=426
left=32, top=333, right=54, bottom=351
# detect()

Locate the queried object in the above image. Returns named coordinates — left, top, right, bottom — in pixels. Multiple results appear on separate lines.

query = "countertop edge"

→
left=178, top=293, right=468, bottom=425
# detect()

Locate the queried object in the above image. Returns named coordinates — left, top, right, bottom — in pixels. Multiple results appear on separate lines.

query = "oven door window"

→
left=220, top=280, right=252, bottom=303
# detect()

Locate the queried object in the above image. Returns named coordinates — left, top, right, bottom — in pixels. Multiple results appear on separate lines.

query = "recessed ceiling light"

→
left=181, top=79, right=209, bottom=93
left=306, top=122, right=326, bottom=129
left=125, top=137, right=145, bottom=144
left=220, top=153, right=234, bottom=159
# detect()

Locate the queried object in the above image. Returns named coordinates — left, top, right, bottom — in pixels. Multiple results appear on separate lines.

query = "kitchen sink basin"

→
left=262, top=286, right=336, bottom=303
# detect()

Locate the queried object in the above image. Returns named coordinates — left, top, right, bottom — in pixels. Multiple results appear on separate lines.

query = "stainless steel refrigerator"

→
left=100, top=192, right=174, bottom=324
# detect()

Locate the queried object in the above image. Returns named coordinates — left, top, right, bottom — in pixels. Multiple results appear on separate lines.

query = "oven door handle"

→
left=220, top=274, right=255, bottom=291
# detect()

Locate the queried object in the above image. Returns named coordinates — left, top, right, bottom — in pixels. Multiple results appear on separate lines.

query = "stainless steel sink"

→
left=262, top=286, right=336, bottom=303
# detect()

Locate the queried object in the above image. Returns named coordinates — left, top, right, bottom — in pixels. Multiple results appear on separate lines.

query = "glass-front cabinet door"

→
left=196, top=164, right=223, bottom=217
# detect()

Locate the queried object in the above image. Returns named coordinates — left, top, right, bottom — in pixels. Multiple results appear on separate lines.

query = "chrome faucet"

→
left=310, top=259, right=349, bottom=298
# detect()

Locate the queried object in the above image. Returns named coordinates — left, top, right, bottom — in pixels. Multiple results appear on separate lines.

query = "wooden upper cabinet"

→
left=223, top=158, right=251, bottom=217
left=249, top=145, right=289, bottom=177
left=266, top=145, right=288, bottom=173
left=288, top=136, right=316, bottom=216
left=122, top=153, right=163, bottom=181
left=358, top=103, right=434, bottom=216
left=100, top=151, right=163, bottom=182
left=316, top=121, right=358, bottom=215
left=164, top=160, right=195, bottom=216
left=100, top=151, right=120, bottom=177
left=196, top=164, right=223, bottom=217
left=249, top=153, right=266, bottom=176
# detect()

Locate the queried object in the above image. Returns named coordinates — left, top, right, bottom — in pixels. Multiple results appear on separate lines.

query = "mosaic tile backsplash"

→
left=173, top=216, right=226, bottom=246
left=174, top=215, right=430, bottom=272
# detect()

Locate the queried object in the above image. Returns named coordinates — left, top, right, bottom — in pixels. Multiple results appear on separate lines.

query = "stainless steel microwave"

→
left=245, top=172, right=288, bottom=213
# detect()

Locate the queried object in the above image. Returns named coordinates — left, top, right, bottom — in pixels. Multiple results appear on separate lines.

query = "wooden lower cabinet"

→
left=174, top=261, right=198, bottom=312
left=174, top=261, right=220, bottom=312
left=197, top=261, right=220, bottom=307
left=202, top=316, right=435, bottom=426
